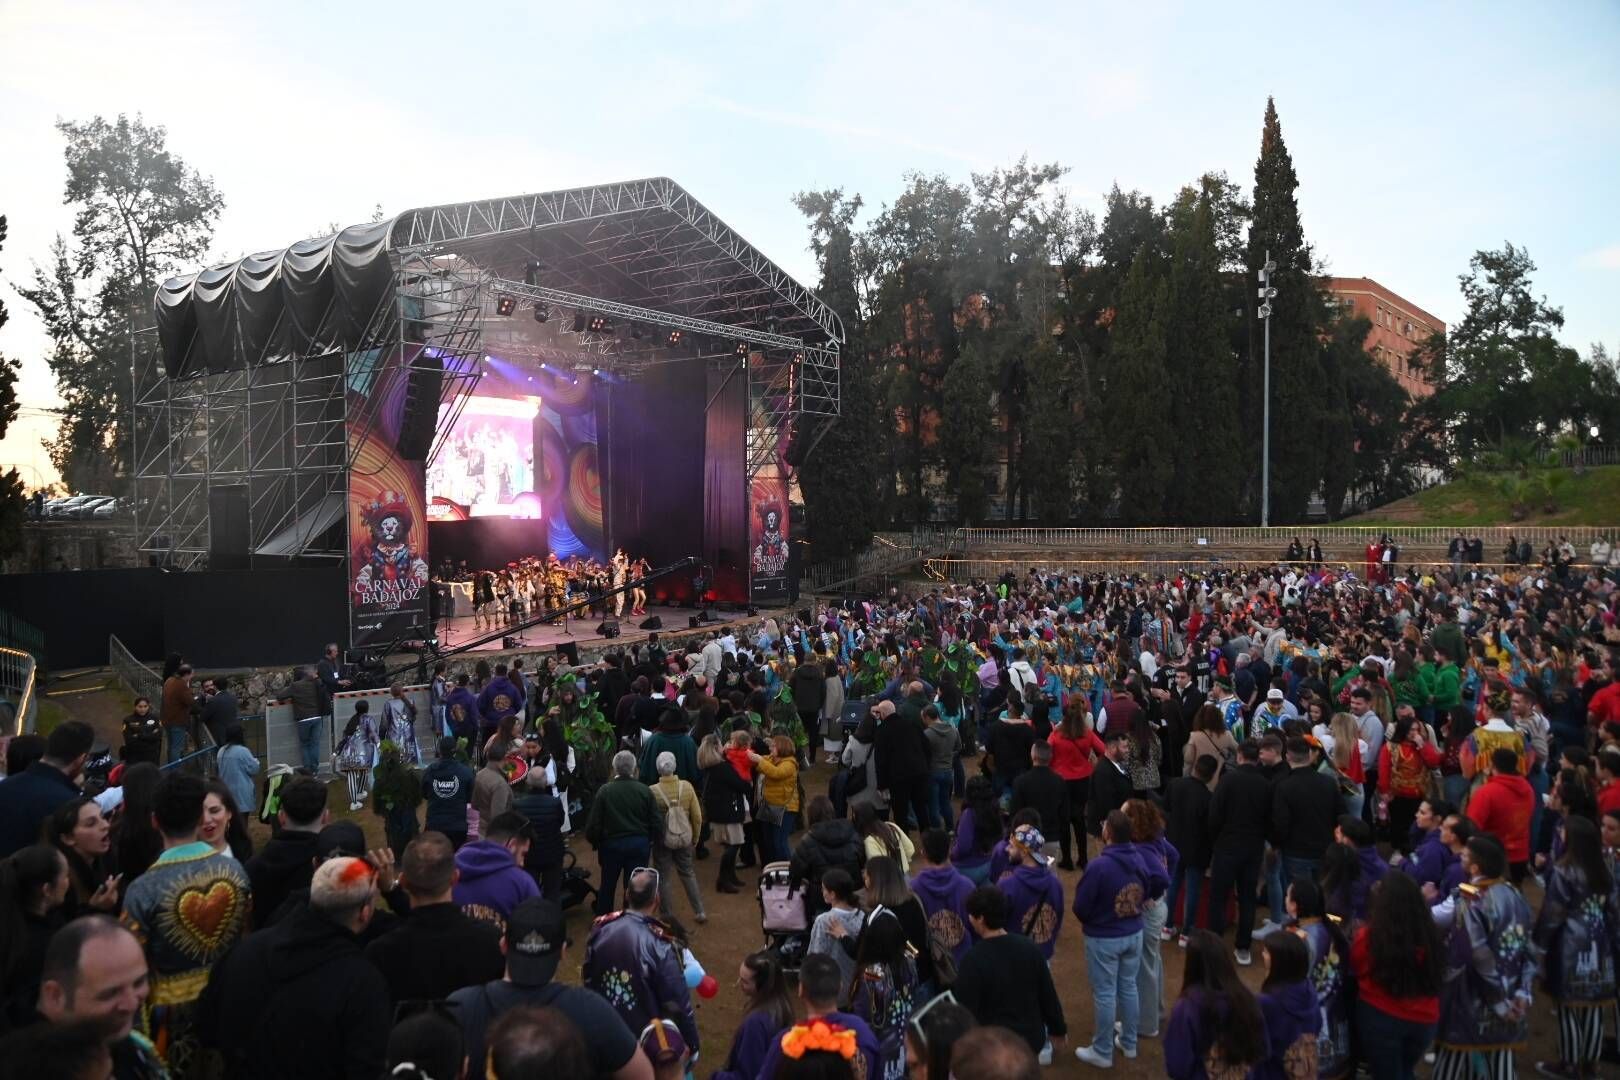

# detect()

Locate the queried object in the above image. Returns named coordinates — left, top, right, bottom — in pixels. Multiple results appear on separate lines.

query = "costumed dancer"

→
left=1532, top=815, right=1620, bottom=1078
left=612, top=549, right=629, bottom=617
left=631, top=557, right=651, bottom=616
left=335, top=701, right=379, bottom=811
left=544, top=554, right=567, bottom=623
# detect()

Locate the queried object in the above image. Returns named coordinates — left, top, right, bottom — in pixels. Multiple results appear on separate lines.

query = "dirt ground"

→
left=46, top=677, right=1574, bottom=1078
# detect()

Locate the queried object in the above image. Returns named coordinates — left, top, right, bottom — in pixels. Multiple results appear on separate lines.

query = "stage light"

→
left=793, top=352, right=804, bottom=364
left=571, top=312, right=588, bottom=333
left=532, top=302, right=550, bottom=323
left=666, top=329, right=684, bottom=347
left=495, top=295, right=517, bottom=317
left=587, top=314, right=612, bottom=333
left=734, top=341, right=749, bottom=357
left=591, top=367, right=601, bottom=376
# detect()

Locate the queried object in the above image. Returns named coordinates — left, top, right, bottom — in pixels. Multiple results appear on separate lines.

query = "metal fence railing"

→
left=954, top=525, right=1618, bottom=551
left=109, top=634, right=163, bottom=705
left=1535, top=445, right=1620, bottom=468
left=0, top=611, right=47, bottom=673
left=923, top=555, right=1602, bottom=582
left=0, top=646, right=39, bottom=738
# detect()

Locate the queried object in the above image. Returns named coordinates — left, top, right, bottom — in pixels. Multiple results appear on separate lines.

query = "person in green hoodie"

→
left=1430, top=644, right=1463, bottom=714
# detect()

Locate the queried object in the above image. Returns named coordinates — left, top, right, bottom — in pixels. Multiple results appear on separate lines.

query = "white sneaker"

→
left=1235, top=947, right=1252, bottom=966
left=1177, top=933, right=1189, bottom=948
left=1038, top=1043, right=1052, bottom=1066
left=1074, top=1045, right=1113, bottom=1068
left=1160, top=924, right=1175, bottom=941
left=1253, top=919, right=1281, bottom=938
left=1114, top=1034, right=1138, bottom=1059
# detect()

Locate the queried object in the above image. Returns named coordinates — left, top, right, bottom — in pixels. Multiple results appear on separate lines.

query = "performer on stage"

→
left=544, top=554, right=568, bottom=622
left=630, top=556, right=651, bottom=616
left=611, top=549, right=629, bottom=617
left=473, top=568, right=496, bottom=631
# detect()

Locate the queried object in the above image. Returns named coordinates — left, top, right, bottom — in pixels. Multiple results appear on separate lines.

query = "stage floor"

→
left=432, top=603, right=752, bottom=655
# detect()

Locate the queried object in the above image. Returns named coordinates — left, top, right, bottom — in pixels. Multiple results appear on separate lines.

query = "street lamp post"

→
left=1258, top=254, right=1277, bottom=527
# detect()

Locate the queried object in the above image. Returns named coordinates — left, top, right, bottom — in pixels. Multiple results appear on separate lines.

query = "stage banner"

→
left=347, top=343, right=431, bottom=648
left=536, top=370, right=604, bottom=560
left=749, top=467, right=790, bottom=604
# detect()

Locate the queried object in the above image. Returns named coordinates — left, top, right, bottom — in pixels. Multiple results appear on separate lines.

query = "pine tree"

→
left=792, top=190, right=882, bottom=560
left=1246, top=97, right=1328, bottom=523
left=1108, top=248, right=1173, bottom=521
left=1022, top=338, right=1079, bottom=523
left=0, top=215, right=26, bottom=557
left=1164, top=186, right=1244, bottom=522
left=939, top=339, right=996, bottom=522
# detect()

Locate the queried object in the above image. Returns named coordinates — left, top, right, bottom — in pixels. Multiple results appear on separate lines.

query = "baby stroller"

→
left=758, top=861, right=810, bottom=971
left=558, top=847, right=597, bottom=913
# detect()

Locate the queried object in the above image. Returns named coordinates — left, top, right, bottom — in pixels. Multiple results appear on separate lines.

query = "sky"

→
left=2, top=0, right=1617, bottom=490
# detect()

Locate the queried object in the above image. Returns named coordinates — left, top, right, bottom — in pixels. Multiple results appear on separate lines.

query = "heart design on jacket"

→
left=176, top=881, right=243, bottom=951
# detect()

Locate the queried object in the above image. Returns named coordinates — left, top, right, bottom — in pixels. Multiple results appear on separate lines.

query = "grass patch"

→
left=1345, top=466, right=1620, bottom=527
left=33, top=698, right=71, bottom=736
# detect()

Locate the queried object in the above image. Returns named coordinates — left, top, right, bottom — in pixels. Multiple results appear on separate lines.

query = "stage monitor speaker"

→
left=397, top=352, right=444, bottom=460
left=595, top=620, right=620, bottom=638
left=208, top=485, right=250, bottom=570
left=638, top=616, right=662, bottom=631
left=503, top=636, right=520, bottom=649
left=688, top=615, right=701, bottom=629
left=555, top=641, right=580, bottom=666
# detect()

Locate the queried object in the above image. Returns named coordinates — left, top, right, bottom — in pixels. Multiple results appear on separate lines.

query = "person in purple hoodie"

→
left=997, top=823, right=1065, bottom=962
left=1393, top=797, right=1457, bottom=891
left=753, top=954, right=881, bottom=1080
left=1421, top=813, right=1474, bottom=904
left=988, top=807, right=1041, bottom=883
left=476, top=662, right=526, bottom=741
left=1071, top=809, right=1168, bottom=1068
left=1254, top=930, right=1321, bottom=1079
left=1326, top=815, right=1387, bottom=922
left=452, top=811, right=539, bottom=928
left=441, top=672, right=480, bottom=744
left=711, top=950, right=796, bottom=1080
left=1165, top=930, right=1268, bottom=1079
left=909, top=828, right=976, bottom=967
left=1122, top=798, right=1178, bottom=1038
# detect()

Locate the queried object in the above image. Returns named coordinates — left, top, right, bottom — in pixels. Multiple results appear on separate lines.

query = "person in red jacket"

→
left=1466, top=746, right=1536, bottom=882
left=1047, top=700, right=1106, bottom=869
left=1377, top=715, right=1443, bottom=854
left=1598, top=748, right=1620, bottom=817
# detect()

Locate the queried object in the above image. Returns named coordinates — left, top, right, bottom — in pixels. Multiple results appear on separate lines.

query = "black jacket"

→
left=986, top=719, right=1038, bottom=788
left=874, top=711, right=931, bottom=788
left=511, top=786, right=566, bottom=869
left=0, top=762, right=81, bottom=859
left=1086, top=757, right=1133, bottom=837
left=1164, top=775, right=1214, bottom=870
left=197, top=907, right=391, bottom=1080
left=245, top=830, right=320, bottom=930
left=1271, top=765, right=1343, bottom=860
left=201, top=691, right=239, bottom=742
left=362, top=902, right=504, bottom=1004
left=701, top=761, right=752, bottom=826
left=1010, top=767, right=1069, bottom=841
left=1208, top=763, right=1273, bottom=853
left=788, top=818, right=865, bottom=903
left=790, top=661, right=826, bottom=714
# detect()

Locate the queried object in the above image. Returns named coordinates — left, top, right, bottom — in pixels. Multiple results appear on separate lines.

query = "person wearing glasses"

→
left=196, top=856, right=392, bottom=1079
left=582, top=868, right=700, bottom=1065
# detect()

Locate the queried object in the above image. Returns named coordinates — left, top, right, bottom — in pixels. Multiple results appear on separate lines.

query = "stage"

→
left=431, top=603, right=760, bottom=656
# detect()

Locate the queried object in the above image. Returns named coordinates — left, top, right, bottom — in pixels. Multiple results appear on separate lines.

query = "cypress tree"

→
left=1108, top=248, right=1173, bottom=522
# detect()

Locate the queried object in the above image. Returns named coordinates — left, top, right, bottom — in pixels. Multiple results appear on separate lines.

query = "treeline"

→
left=794, top=98, right=1620, bottom=560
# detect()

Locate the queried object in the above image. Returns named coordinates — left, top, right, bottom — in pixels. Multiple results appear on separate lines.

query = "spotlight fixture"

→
left=666, top=329, right=684, bottom=347
left=532, top=302, right=550, bottom=323
left=792, top=352, right=804, bottom=364
left=586, top=314, right=612, bottom=333
left=734, top=341, right=750, bottom=357
left=571, top=312, right=588, bottom=333
left=591, top=366, right=601, bottom=376
left=495, top=295, right=517, bottom=317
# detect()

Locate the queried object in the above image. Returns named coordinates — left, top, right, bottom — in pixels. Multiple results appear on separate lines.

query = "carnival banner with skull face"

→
left=749, top=469, right=790, bottom=603
left=348, top=345, right=432, bottom=648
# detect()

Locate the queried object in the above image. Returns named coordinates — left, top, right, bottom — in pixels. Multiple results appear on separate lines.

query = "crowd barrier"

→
left=950, top=524, right=1617, bottom=550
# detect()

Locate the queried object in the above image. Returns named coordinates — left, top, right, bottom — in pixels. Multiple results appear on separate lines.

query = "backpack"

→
left=655, top=782, right=694, bottom=849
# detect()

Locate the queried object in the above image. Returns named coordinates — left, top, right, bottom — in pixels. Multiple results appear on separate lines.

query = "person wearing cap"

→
left=196, top=855, right=392, bottom=1079
left=453, top=810, right=540, bottom=928
left=582, top=868, right=700, bottom=1063
left=1070, top=809, right=1166, bottom=1068
left=448, top=896, right=649, bottom=1079
left=364, top=831, right=503, bottom=1004
left=421, top=736, right=476, bottom=850
left=997, top=823, right=1064, bottom=963
left=1251, top=687, right=1298, bottom=737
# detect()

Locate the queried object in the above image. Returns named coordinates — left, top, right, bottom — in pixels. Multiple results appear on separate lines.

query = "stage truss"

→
left=136, top=178, right=842, bottom=568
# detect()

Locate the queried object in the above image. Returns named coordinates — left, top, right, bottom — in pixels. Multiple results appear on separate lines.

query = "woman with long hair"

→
left=1165, top=929, right=1267, bottom=1079
left=1126, top=703, right=1162, bottom=795
left=699, top=732, right=753, bottom=895
left=1438, top=704, right=1476, bottom=807
left=715, top=950, right=799, bottom=1080
left=1184, top=703, right=1238, bottom=786
left=845, top=908, right=917, bottom=1079
left=1286, top=878, right=1352, bottom=1079
left=949, top=776, right=1002, bottom=885
left=0, top=844, right=69, bottom=1028
left=1376, top=715, right=1441, bottom=853
left=201, top=778, right=255, bottom=863
left=1122, top=798, right=1175, bottom=1037
left=853, top=801, right=913, bottom=876
left=753, top=734, right=802, bottom=862
left=45, top=797, right=118, bottom=916
left=1324, top=712, right=1367, bottom=819
left=1255, top=930, right=1319, bottom=1080
left=1047, top=698, right=1105, bottom=869
left=111, top=761, right=163, bottom=889
left=1534, top=815, right=1620, bottom=1078
left=833, top=857, right=934, bottom=991
left=1349, top=873, right=1443, bottom=1079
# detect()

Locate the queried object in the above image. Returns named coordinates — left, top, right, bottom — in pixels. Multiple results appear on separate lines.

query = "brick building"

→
left=1324, top=277, right=1446, bottom=398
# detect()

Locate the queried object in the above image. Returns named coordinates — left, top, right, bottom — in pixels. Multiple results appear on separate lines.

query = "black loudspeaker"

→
left=207, top=485, right=250, bottom=570
left=688, top=616, right=701, bottom=629
left=595, top=620, right=620, bottom=638
left=638, top=616, right=662, bottom=631
left=555, top=641, right=580, bottom=666
left=397, top=352, right=444, bottom=460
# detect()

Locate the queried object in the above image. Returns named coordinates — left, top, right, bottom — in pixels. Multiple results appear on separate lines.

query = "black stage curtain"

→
left=703, top=365, right=747, bottom=604
left=428, top=518, right=548, bottom=572
left=604, top=359, right=706, bottom=603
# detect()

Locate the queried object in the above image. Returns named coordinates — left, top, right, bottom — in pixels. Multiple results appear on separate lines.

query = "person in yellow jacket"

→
left=751, top=734, right=801, bottom=861
left=650, top=750, right=706, bottom=931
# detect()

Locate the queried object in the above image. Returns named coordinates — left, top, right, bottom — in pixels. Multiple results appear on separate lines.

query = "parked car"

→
left=45, top=495, right=99, bottom=518
left=91, top=496, right=132, bottom=519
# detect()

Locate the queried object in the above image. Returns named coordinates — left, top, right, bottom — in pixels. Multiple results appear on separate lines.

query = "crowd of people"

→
left=433, top=549, right=654, bottom=633
left=6, top=550, right=1620, bottom=1077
